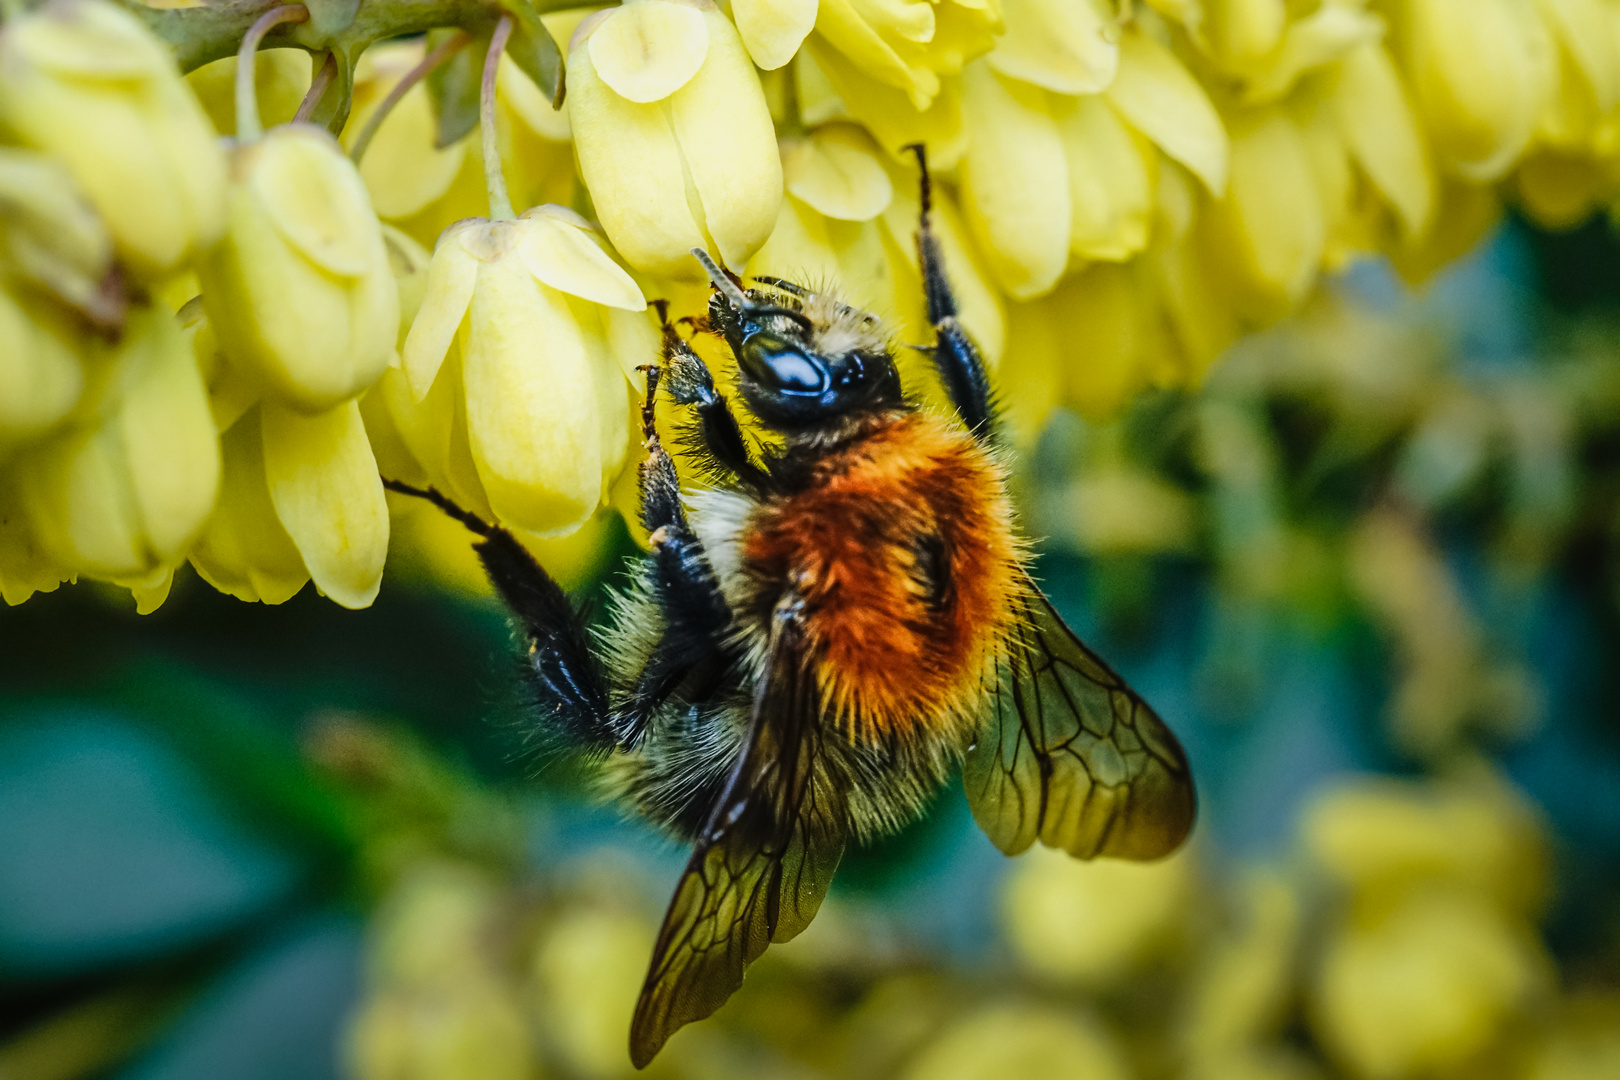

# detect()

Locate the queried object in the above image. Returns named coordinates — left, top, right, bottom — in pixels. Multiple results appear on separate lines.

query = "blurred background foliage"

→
left=5, top=209, right=1620, bottom=1080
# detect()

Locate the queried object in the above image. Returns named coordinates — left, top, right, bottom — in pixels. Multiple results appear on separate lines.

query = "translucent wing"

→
left=629, top=598, right=844, bottom=1068
left=963, top=576, right=1195, bottom=860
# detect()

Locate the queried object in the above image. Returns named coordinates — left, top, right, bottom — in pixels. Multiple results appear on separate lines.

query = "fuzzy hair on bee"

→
left=385, top=146, right=1195, bottom=1070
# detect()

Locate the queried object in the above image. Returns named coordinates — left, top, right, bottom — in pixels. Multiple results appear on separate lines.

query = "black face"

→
left=703, top=277, right=904, bottom=432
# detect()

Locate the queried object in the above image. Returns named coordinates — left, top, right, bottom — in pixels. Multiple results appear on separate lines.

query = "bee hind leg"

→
left=382, top=479, right=616, bottom=752
left=906, top=143, right=999, bottom=442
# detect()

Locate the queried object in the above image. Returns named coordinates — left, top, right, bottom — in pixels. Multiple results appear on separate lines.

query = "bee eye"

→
left=763, top=349, right=829, bottom=394
left=739, top=333, right=832, bottom=397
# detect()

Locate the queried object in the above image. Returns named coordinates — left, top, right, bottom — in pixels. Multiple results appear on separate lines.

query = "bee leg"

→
left=654, top=301, right=771, bottom=491
left=906, top=143, right=999, bottom=442
left=630, top=366, right=734, bottom=709
left=380, top=479, right=615, bottom=752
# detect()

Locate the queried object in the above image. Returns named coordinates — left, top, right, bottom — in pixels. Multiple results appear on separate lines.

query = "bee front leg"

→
left=907, top=143, right=998, bottom=442
left=615, top=366, right=736, bottom=736
left=654, top=302, right=770, bottom=490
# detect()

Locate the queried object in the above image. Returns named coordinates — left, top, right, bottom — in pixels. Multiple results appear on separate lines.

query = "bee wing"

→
left=630, top=599, right=845, bottom=1068
left=963, top=576, right=1195, bottom=860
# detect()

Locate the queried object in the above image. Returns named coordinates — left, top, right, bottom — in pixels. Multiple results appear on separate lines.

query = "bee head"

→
left=692, top=249, right=903, bottom=431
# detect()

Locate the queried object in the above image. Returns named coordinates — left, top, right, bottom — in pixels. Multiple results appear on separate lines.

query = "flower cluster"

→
left=6, top=0, right=1620, bottom=611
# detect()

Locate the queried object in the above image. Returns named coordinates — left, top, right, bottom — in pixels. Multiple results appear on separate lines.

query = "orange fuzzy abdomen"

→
left=741, top=414, right=1021, bottom=740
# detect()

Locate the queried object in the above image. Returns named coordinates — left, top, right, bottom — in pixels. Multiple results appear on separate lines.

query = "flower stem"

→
left=293, top=51, right=337, bottom=124
left=349, top=31, right=470, bottom=167
left=481, top=16, right=515, bottom=221
left=235, top=4, right=310, bottom=142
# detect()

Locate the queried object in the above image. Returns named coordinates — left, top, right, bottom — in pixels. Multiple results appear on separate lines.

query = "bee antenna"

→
left=381, top=477, right=494, bottom=538
left=690, top=247, right=754, bottom=313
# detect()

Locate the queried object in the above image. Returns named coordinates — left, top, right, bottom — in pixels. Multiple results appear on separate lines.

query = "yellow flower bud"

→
left=261, top=399, right=389, bottom=609
left=0, top=0, right=225, bottom=281
left=903, top=1005, right=1132, bottom=1080
left=189, top=406, right=309, bottom=605
left=199, top=124, right=399, bottom=413
left=1003, top=845, right=1194, bottom=984
left=1329, top=41, right=1435, bottom=239
left=1536, top=0, right=1620, bottom=149
left=1203, top=0, right=1288, bottom=74
left=960, top=60, right=1071, bottom=300
left=401, top=209, right=645, bottom=536
left=782, top=123, right=895, bottom=222
left=570, top=0, right=783, bottom=275
left=16, top=303, right=219, bottom=581
left=988, top=0, right=1119, bottom=95
left=1313, top=888, right=1551, bottom=1079
left=0, top=147, right=115, bottom=323
left=1200, top=108, right=1325, bottom=321
left=1107, top=25, right=1230, bottom=196
left=733, top=0, right=819, bottom=70
left=1393, top=0, right=1555, bottom=181
left=0, top=280, right=84, bottom=451
left=1057, top=94, right=1158, bottom=262
left=532, top=906, right=656, bottom=1077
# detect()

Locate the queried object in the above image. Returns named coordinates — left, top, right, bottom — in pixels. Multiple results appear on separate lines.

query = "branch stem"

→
left=235, top=4, right=310, bottom=141
left=293, top=51, right=337, bottom=124
left=481, top=16, right=515, bottom=221
left=349, top=31, right=470, bottom=166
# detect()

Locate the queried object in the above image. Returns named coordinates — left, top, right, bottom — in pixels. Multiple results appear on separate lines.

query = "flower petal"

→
left=783, top=123, right=894, bottom=222
left=588, top=0, right=711, bottom=103
left=1107, top=26, right=1230, bottom=196
left=988, top=0, right=1119, bottom=95
left=189, top=406, right=308, bottom=604
left=517, top=212, right=646, bottom=310
left=261, top=398, right=389, bottom=609
left=1332, top=41, right=1434, bottom=238
left=402, top=229, right=479, bottom=399
left=733, top=0, right=819, bottom=70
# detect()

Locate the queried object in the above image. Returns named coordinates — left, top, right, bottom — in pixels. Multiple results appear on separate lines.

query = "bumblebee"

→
left=388, top=148, right=1194, bottom=1067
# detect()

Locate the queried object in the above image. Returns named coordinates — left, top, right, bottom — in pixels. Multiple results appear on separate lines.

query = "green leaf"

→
left=500, top=0, right=566, bottom=108
left=426, top=26, right=487, bottom=149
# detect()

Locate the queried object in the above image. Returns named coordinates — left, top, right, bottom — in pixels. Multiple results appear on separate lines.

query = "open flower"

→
left=199, top=123, right=399, bottom=413
left=400, top=206, right=647, bottom=537
left=0, top=0, right=225, bottom=282
left=568, top=0, right=782, bottom=276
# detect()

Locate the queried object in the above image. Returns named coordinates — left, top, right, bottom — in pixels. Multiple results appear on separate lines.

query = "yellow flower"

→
left=199, top=123, right=399, bottom=413
left=190, top=400, right=390, bottom=609
left=0, top=279, right=85, bottom=453
left=902, top=1004, right=1132, bottom=1080
left=1535, top=0, right=1620, bottom=150
left=400, top=207, right=646, bottom=537
left=813, top=0, right=1002, bottom=110
left=569, top=0, right=782, bottom=276
left=0, top=0, right=225, bottom=281
left=1106, top=25, right=1230, bottom=197
left=1059, top=93, right=1158, bottom=263
left=1392, top=0, right=1556, bottom=182
left=13, top=303, right=219, bottom=587
left=1312, top=887, right=1551, bottom=1080
left=959, top=60, right=1072, bottom=299
left=1328, top=40, right=1436, bottom=239
left=987, top=0, right=1118, bottom=95
left=1200, top=107, right=1325, bottom=322
left=1002, top=844, right=1195, bottom=985
left=0, top=147, right=116, bottom=325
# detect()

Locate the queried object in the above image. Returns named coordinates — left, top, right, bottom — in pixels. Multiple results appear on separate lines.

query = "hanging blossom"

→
left=5, top=0, right=1620, bottom=612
